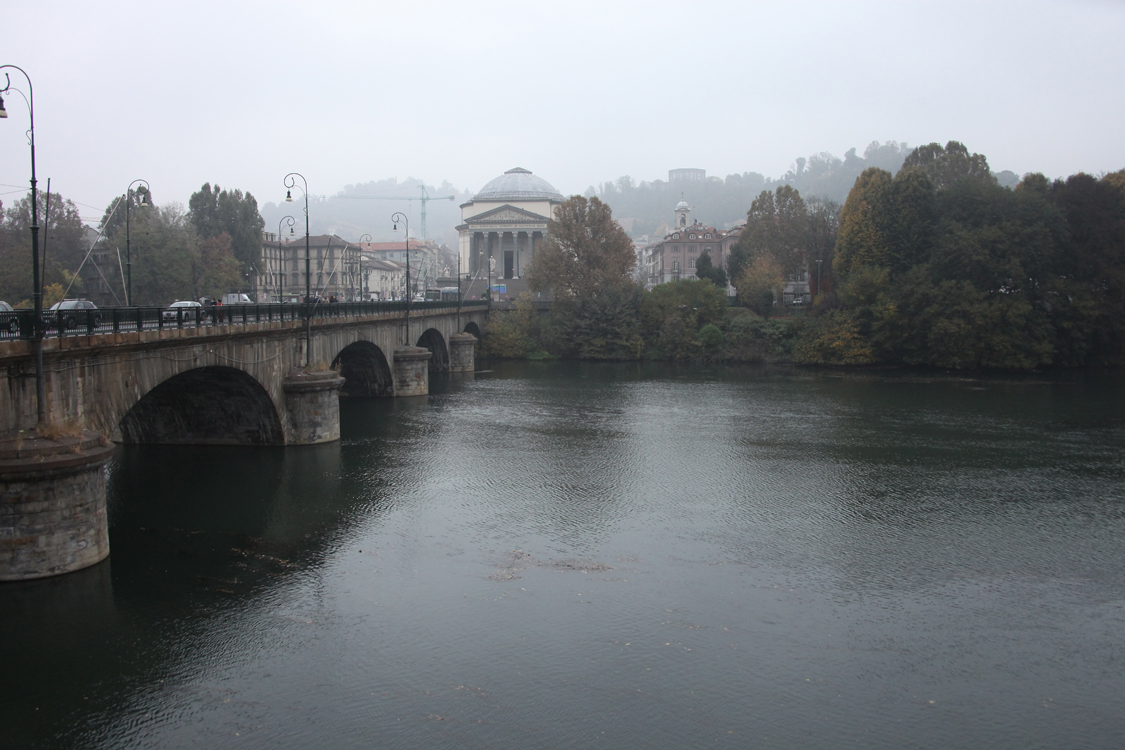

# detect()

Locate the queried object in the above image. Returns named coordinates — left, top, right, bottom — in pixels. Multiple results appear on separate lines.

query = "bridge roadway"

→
left=0, top=302, right=486, bottom=446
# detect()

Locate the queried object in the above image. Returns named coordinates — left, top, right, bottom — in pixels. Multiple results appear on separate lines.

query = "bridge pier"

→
left=393, top=347, right=433, bottom=396
left=283, top=370, right=347, bottom=444
left=449, top=333, right=478, bottom=373
left=1, top=431, right=115, bottom=581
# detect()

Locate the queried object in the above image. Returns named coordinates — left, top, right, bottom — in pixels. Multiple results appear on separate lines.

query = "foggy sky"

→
left=3, top=0, right=1123, bottom=229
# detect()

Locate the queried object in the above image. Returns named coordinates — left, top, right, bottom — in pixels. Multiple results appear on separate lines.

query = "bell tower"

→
left=675, top=195, right=692, bottom=229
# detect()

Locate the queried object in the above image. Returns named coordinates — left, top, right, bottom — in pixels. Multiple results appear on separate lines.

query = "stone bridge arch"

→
left=332, top=341, right=394, bottom=397
left=118, top=366, right=285, bottom=445
left=463, top=321, right=482, bottom=339
left=416, top=328, right=449, bottom=372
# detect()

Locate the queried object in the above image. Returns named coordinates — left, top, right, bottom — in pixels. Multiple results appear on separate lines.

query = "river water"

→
left=3, top=362, right=1124, bottom=749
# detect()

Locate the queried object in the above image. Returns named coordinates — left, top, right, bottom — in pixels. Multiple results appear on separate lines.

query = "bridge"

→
left=0, top=300, right=487, bottom=446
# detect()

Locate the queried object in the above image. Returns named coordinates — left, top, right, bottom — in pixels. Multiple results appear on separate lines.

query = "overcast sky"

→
left=3, top=0, right=1123, bottom=227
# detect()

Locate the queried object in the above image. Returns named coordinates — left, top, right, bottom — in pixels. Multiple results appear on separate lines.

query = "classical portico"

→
left=458, top=168, right=563, bottom=290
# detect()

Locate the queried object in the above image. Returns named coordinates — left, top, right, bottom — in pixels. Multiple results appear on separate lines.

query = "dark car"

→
left=43, top=299, right=100, bottom=330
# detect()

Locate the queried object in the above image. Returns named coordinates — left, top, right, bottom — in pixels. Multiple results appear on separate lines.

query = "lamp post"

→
left=284, top=173, right=311, bottom=366
left=278, top=215, right=295, bottom=303
left=391, top=213, right=409, bottom=344
left=1, top=65, right=46, bottom=425
left=357, top=234, right=371, bottom=303
left=125, top=179, right=150, bottom=306
left=815, top=258, right=822, bottom=299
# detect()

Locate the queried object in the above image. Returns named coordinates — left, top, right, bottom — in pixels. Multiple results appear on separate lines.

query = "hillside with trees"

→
left=482, top=142, right=1125, bottom=371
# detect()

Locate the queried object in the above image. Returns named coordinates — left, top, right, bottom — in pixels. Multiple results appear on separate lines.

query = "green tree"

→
left=902, top=141, right=997, bottom=191
left=188, top=183, right=266, bottom=273
left=0, top=191, right=87, bottom=303
left=693, top=251, right=728, bottom=287
left=736, top=185, right=809, bottom=278
left=98, top=185, right=153, bottom=241
left=640, top=278, right=729, bottom=343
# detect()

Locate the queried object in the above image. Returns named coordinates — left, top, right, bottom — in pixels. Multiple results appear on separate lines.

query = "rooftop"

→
left=472, top=168, right=564, bottom=203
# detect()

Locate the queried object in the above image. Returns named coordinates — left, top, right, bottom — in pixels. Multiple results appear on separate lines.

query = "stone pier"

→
left=283, top=370, right=347, bottom=444
left=0, top=431, right=116, bottom=581
left=393, top=346, right=433, bottom=396
left=449, top=333, right=478, bottom=373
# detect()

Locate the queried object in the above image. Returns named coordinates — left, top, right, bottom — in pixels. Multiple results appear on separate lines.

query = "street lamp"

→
left=354, top=233, right=372, bottom=302
left=284, top=173, right=311, bottom=366
left=278, top=215, right=295, bottom=303
left=125, top=179, right=150, bottom=306
left=392, top=213, right=410, bottom=344
left=815, top=258, right=822, bottom=300
left=1, top=64, right=46, bottom=424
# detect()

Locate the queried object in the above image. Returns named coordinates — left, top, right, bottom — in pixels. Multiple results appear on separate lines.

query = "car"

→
left=43, top=299, right=99, bottom=330
left=163, top=300, right=209, bottom=322
left=0, top=301, right=17, bottom=333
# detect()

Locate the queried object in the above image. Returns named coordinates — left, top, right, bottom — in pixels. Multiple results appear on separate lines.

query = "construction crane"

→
left=339, top=184, right=455, bottom=240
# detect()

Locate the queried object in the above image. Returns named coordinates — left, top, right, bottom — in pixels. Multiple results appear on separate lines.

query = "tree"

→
left=735, top=255, right=784, bottom=319
left=99, top=185, right=153, bottom=241
left=528, top=195, right=637, bottom=300
left=902, top=141, right=997, bottom=191
left=188, top=183, right=266, bottom=273
left=805, top=197, right=840, bottom=296
left=0, top=191, right=88, bottom=303
left=693, top=251, right=728, bottom=287
left=736, top=185, right=809, bottom=278
left=527, top=196, right=642, bottom=359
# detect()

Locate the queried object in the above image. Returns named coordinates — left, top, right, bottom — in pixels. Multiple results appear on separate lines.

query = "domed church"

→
left=457, top=168, right=564, bottom=297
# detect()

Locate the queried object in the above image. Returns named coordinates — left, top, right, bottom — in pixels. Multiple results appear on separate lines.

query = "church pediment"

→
left=465, top=204, right=548, bottom=225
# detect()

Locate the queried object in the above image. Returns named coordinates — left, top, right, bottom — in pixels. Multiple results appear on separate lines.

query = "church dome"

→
left=676, top=199, right=690, bottom=210
left=473, top=167, right=564, bottom=202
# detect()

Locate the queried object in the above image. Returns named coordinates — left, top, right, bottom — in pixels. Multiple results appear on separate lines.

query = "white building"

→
left=457, top=168, right=563, bottom=298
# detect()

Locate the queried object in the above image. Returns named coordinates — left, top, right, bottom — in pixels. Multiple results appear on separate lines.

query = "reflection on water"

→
left=3, top=363, right=1124, bottom=749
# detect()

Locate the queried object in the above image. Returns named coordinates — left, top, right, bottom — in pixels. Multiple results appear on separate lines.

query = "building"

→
left=457, top=167, right=563, bottom=299
left=256, top=233, right=362, bottom=302
left=669, top=168, right=706, bottom=184
left=643, top=200, right=737, bottom=289
left=358, top=256, right=406, bottom=300
left=357, top=240, right=448, bottom=297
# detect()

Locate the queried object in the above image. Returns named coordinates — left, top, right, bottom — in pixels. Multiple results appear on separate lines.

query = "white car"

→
left=163, top=300, right=209, bottom=322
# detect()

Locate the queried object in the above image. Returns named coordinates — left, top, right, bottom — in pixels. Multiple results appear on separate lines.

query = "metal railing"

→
left=0, top=299, right=488, bottom=341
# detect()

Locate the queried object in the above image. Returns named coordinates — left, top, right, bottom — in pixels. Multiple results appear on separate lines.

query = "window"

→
left=705, top=234, right=712, bottom=239
left=689, top=258, right=696, bottom=268
left=673, top=260, right=680, bottom=272
left=673, top=233, right=679, bottom=239
left=689, top=234, right=696, bottom=239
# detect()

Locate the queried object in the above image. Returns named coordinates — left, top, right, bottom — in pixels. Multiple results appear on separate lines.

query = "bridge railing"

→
left=0, top=300, right=488, bottom=341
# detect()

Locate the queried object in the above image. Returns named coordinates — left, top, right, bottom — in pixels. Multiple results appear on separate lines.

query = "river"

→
left=3, top=362, right=1124, bottom=749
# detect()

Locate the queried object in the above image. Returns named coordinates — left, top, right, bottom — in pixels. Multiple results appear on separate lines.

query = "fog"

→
left=3, top=0, right=1123, bottom=229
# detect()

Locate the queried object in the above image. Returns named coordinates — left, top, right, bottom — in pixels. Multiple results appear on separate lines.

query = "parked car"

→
left=162, top=300, right=209, bottom=322
left=43, top=299, right=100, bottom=329
left=0, top=301, right=17, bottom=333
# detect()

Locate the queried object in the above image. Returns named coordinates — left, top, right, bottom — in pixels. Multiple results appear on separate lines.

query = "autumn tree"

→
left=529, top=195, right=637, bottom=299
left=527, top=195, right=642, bottom=358
left=735, top=255, right=784, bottom=319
